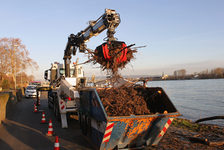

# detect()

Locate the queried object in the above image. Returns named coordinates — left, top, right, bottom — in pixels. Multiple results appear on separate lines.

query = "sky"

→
left=1, top=0, right=224, bottom=79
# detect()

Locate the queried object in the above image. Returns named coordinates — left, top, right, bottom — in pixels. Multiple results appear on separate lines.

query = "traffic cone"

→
left=34, top=104, right=38, bottom=113
left=41, top=112, right=47, bottom=124
left=46, top=119, right=53, bottom=136
left=54, top=136, right=60, bottom=150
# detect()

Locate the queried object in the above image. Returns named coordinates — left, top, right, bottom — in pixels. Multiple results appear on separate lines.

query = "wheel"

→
left=53, top=95, right=57, bottom=115
left=54, top=97, right=60, bottom=121
left=53, top=101, right=56, bottom=115
left=48, top=100, right=51, bottom=108
left=48, top=99, right=53, bottom=109
left=55, top=105, right=61, bottom=121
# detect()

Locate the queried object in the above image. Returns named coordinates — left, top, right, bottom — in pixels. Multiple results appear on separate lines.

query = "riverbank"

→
left=155, top=118, right=224, bottom=150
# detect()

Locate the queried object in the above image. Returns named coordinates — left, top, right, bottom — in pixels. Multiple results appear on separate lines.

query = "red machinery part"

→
left=99, top=42, right=128, bottom=63
left=102, top=44, right=111, bottom=60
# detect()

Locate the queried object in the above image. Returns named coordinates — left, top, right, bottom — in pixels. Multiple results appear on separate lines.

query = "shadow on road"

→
left=0, top=138, right=13, bottom=150
left=1, top=120, right=56, bottom=150
left=0, top=94, right=93, bottom=150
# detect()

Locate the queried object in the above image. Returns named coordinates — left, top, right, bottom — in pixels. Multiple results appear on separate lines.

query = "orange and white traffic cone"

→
left=54, top=136, right=60, bottom=150
left=41, top=112, right=47, bottom=124
left=46, top=119, right=54, bottom=136
left=34, top=104, right=38, bottom=113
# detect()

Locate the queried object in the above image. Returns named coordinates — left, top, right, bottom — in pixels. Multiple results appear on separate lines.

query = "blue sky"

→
left=1, top=0, right=224, bottom=79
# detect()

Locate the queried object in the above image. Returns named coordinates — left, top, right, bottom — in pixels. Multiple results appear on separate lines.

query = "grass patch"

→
left=172, top=118, right=211, bottom=132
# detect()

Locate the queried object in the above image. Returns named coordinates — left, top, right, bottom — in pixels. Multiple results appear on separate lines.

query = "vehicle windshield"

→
left=59, top=68, right=65, bottom=76
left=26, top=86, right=36, bottom=90
left=59, top=68, right=75, bottom=76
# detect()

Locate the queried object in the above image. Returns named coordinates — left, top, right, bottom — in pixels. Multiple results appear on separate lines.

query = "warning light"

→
left=158, top=90, right=162, bottom=94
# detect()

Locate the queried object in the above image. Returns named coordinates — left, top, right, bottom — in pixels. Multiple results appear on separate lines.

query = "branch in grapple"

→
left=92, top=41, right=137, bottom=74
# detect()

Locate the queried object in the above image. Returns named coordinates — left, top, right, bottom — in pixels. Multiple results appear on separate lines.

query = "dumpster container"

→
left=79, top=87, right=180, bottom=149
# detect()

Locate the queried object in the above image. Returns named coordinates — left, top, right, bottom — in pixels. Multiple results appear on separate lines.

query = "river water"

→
left=147, top=79, right=224, bottom=126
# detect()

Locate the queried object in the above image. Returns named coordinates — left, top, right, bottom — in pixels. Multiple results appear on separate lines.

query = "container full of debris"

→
left=78, top=86, right=180, bottom=150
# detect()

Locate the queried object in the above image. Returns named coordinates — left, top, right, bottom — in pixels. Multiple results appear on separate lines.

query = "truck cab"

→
left=45, top=62, right=84, bottom=85
left=44, top=62, right=85, bottom=128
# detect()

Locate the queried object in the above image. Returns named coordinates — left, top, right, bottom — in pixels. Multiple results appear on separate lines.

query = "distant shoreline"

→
left=150, top=77, right=224, bottom=81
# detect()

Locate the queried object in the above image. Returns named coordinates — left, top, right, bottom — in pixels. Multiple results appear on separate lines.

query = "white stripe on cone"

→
left=54, top=143, right=59, bottom=147
left=48, top=128, right=53, bottom=131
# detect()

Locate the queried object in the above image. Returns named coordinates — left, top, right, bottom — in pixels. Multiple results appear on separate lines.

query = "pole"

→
left=13, top=44, right=18, bottom=90
left=21, top=73, right=22, bottom=87
left=14, top=45, right=16, bottom=90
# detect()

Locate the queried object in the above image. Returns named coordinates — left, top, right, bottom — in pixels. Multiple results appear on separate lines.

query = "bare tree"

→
left=211, top=68, right=224, bottom=78
left=0, top=38, right=39, bottom=88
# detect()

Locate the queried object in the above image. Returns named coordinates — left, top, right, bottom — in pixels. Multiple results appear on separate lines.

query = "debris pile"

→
left=97, top=86, right=150, bottom=116
left=91, top=41, right=148, bottom=116
left=92, top=41, right=136, bottom=75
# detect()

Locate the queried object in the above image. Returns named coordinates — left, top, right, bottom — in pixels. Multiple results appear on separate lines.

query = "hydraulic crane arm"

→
left=64, top=9, right=120, bottom=77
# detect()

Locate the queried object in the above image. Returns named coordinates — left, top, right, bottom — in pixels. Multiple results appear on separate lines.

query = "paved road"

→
left=0, top=94, right=93, bottom=150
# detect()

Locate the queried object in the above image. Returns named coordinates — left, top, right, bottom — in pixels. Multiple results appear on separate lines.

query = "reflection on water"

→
left=148, top=79, right=224, bottom=126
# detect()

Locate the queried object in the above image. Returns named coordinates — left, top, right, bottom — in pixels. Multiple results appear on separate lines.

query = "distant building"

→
left=174, top=69, right=186, bottom=77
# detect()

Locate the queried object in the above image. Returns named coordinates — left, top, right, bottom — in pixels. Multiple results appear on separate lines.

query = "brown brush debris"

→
left=97, top=86, right=150, bottom=116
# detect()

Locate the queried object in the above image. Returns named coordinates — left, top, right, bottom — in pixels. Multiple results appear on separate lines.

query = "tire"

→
left=48, top=100, right=51, bottom=108
left=54, top=96, right=60, bottom=121
left=55, top=105, right=61, bottom=121
left=53, top=101, right=56, bottom=115
left=53, top=94, right=57, bottom=114
left=48, top=98, right=53, bottom=109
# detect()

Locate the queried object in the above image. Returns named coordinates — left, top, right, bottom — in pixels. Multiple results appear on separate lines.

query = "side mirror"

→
left=44, top=70, right=49, bottom=81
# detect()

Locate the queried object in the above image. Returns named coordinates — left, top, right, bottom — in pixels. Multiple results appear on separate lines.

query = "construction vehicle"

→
left=42, top=8, right=122, bottom=128
left=38, top=8, right=181, bottom=149
left=43, top=61, right=85, bottom=128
